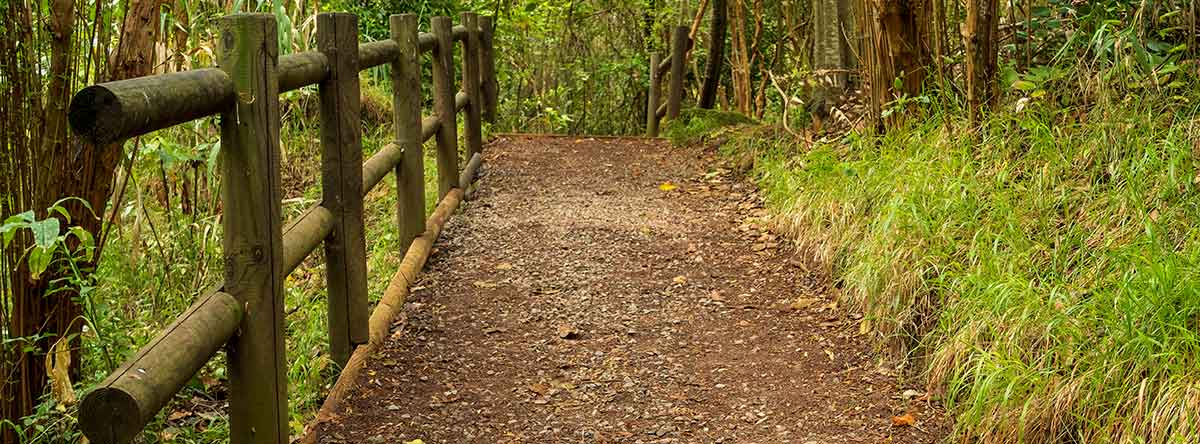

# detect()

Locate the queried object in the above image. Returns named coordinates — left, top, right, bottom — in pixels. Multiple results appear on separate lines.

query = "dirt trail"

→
left=316, top=136, right=948, bottom=443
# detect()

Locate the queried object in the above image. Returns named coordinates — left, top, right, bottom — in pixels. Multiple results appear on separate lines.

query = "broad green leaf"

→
left=30, top=218, right=61, bottom=249
left=28, top=245, right=53, bottom=280
left=1012, top=80, right=1038, bottom=92
left=68, top=226, right=95, bottom=250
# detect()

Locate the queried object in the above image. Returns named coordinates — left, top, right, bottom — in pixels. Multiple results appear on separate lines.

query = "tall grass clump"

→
left=724, top=90, right=1200, bottom=443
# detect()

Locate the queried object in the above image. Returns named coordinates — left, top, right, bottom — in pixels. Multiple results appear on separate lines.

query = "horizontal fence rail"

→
left=67, top=11, right=496, bottom=444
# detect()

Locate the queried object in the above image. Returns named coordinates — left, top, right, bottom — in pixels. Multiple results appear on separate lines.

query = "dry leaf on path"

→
left=557, top=324, right=580, bottom=339
left=891, top=412, right=917, bottom=427
left=658, top=182, right=677, bottom=191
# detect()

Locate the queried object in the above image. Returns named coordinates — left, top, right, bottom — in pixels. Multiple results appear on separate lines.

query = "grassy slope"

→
left=673, top=98, right=1200, bottom=443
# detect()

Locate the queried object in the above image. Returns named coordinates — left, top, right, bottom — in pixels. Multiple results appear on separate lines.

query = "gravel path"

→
left=316, top=135, right=948, bottom=443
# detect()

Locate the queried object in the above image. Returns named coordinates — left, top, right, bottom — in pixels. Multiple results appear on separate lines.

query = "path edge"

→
left=298, top=153, right=483, bottom=444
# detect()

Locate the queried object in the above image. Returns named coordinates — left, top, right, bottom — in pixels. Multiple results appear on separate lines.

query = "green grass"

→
left=707, top=94, right=1200, bottom=443
left=661, top=107, right=757, bottom=146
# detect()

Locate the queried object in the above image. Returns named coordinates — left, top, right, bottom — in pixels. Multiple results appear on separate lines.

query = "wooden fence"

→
left=66, top=11, right=496, bottom=444
left=645, top=25, right=690, bottom=137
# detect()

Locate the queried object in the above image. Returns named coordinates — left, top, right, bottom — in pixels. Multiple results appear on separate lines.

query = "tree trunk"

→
left=698, top=0, right=727, bottom=109
left=858, top=0, right=932, bottom=127
left=965, top=0, right=999, bottom=124
left=1, top=0, right=163, bottom=438
left=729, top=0, right=752, bottom=114
left=810, top=0, right=857, bottom=122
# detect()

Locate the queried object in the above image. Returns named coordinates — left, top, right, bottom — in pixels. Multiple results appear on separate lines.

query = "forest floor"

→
left=315, top=135, right=949, bottom=443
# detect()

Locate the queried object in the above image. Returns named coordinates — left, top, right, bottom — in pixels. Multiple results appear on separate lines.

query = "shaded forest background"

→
left=2, top=0, right=1199, bottom=442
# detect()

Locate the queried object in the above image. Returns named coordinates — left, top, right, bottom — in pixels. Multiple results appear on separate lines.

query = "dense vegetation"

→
left=2, top=0, right=1198, bottom=442
left=663, top=1, right=1200, bottom=442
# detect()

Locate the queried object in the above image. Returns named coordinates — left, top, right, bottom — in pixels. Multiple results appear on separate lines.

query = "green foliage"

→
left=723, top=82, right=1200, bottom=442
left=321, top=0, right=462, bottom=41
left=662, top=107, right=756, bottom=146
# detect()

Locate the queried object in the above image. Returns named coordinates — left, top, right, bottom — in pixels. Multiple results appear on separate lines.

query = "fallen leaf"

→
left=528, top=383, right=550, bottom=395
left=495, top=262, right=514, bottom=270
left=901, top=389, right=923, bottom=400
left=891, top=412, right=917, bottom=427
left=404, top=440, right=425, bottom=444
left=473, top=280, right=498, bottom=288
left=672, top=275, right=687, bottom=284
left=658, top=182, right=678, bottom=192
left=557, top=324, right=580, bottom=340
left=859, top=318, right=873, bottom=335
left=790, top=298, right=818, bottom=310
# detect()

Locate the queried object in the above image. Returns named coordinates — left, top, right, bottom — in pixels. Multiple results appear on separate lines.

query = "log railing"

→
left=66, top=11, right=496, bottom=444
left=645, top=25, right=690, bottom=137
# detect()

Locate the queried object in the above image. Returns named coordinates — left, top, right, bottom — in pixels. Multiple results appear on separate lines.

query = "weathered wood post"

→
left=461, top=12, right=484, bottom=158
left=217, top=13, right=288, bottom=444
left=647, top=52, right=661, bottom=136
left=431, top=16, right=460, bottom=198
left=391, top=13, right=424, bottom=253
left=317, top=12, right=368, bottom=368
left=478, top=15, right=498, bottom=124
left=667, top=25, right=688, bottom=119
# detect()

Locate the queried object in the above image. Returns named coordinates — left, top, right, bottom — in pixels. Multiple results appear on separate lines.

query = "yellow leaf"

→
left=405, top=440, right=425, bottom=444
left=658, top=182, right=677, bottom=192
left=44, top=337, right=76, bottom=408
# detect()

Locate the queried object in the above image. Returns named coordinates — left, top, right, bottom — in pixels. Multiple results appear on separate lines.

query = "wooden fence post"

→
left=461, top=12, right=484, bottom=158
left=667, top=25, right=688, bottom=119
left=391, top=14, right=424, bottom=254
left=317, top=12, right=368, bottom=368
left=647, top=52, right=661, bottom=136
left=217, top=13, right=287, bottom=444
left=479, top=15, right=498, bottom=124
left=431, top=16, right=460, bottom=198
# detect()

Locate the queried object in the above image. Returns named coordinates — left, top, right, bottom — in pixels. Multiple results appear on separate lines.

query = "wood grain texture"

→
left=460, top=12, right=484, bottom=158
left=318, top=12, right=369, bottom=367
left=479, top=15, right=498, bottom=123
left=79, top=291, right=242, bottom=444
left=667, top=25, right=688, bottom=119
left=391, top=14, right=425, bottom=257
left=431, top=16, right=461, bottom=198
left=217, top=13, right=288, bottom=444
left=647, top=53, right=661, bottom=136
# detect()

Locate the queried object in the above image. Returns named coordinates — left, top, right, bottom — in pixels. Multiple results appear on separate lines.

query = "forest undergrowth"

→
left=671, top=77, right=1200, bottom=443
